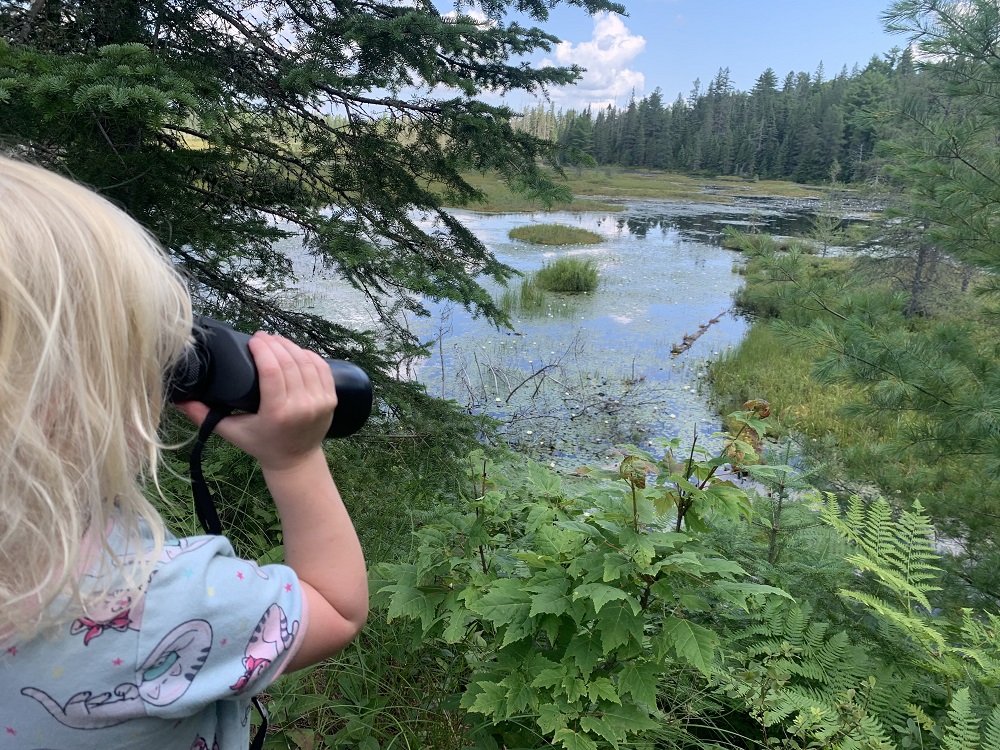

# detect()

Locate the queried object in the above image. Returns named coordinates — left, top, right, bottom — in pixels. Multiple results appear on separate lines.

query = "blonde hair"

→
left=0, top=156, right=193, bottom=641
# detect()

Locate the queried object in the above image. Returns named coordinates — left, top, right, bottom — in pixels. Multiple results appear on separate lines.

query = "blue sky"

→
left=507, top=0, right=903, bottom=111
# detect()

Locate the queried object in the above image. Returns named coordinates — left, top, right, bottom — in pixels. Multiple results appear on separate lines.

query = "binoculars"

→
left=168, top=317, right=372, bottom=438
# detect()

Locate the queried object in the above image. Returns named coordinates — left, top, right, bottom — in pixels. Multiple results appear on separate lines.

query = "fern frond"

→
left=844, top=552, right=935, bottom=612
left=827, top=496, right=944, bottom=615
left=857, top=498, right=896, bottom=563
left=942, top=688, right=980, bottom=750
left=982, top=706, right=1000, bottom=750
left=958, top=611, right=1000, bottom=678
left=839, top=589, right=948, bottom=655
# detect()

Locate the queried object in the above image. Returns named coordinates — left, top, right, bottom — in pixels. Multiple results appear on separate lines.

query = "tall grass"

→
left=498, top=274, right=548, bottom=315
left=535, top=256, right=599, bottom=293
left=439, top=169, right=826, bottom=214
left=707, top=323, right=879, bottom=446
left=509, top=223, right=603, bottom=245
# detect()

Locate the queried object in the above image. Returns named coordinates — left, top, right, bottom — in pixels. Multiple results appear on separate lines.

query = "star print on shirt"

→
left=6, top=727, right=16, bottom=735
left=237, top=571, right=244, bottom=580
left=285, top=584, right=292, bottom=592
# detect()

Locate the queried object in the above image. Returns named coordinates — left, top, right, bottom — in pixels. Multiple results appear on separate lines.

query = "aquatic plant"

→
left=535, top=256, right=599, bottom=293
left=509, top=223, right=604, bottom=245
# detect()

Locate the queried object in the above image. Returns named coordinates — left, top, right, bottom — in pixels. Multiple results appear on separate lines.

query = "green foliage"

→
left=152, top=402, right=487, bottom=568
left=498, top=274, right=548, bottom=316
left=720, top=599, right=901, bottom=749
left=721, top=494, right=1000, bottom=750
left=509, top=224, right=604, bottom=246
left=162, top=417, right=1000, bottom=749
left=882, top=0, right=1000, bottom=278
left=710, top=240, right=1000, bottom=606
left=534, top=257, right=600, bottom=293
left=342, top=436, right=1000, bottom=750
left=370, top=423, right=786, bottom=750
left=0, top=0, right=623, bottom=392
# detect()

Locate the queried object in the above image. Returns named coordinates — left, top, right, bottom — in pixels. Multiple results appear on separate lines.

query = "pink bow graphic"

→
left=229, top=656, right=271, bottom=692
left=71, top=610, right=132, bottom=645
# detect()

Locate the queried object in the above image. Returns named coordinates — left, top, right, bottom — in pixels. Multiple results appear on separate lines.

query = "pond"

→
left=283, top=197, right=834, bottom=469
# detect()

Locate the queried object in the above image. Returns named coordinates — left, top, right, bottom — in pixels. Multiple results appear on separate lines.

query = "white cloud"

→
left=442, top=2, right=493, bottom=26
left=539, top=13, right=646, bottom=109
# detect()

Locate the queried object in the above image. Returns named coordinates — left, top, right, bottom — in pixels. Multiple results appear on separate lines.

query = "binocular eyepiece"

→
left=167, top=317, right=372, bottom=438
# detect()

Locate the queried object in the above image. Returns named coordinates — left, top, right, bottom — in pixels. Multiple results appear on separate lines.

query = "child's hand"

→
left=176, top=332, right=337, bottom=472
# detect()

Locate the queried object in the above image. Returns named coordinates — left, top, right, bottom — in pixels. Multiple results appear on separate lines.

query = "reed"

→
left=534, top=256, right=599, bottom=293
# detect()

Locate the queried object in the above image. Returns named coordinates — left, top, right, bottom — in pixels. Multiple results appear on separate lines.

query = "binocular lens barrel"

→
left=168, top=317, right=372, bottom=438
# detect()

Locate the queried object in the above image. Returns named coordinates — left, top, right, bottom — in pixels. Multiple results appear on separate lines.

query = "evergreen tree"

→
left=779, top=0, right=1000, bottom=602
left=0, top=0, right=621, bottom=382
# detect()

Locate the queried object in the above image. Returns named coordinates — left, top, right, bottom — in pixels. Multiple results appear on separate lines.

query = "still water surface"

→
left=284, top=197, right=825, bottom=468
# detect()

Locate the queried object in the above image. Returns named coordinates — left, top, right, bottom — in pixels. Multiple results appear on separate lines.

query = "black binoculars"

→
left=168, top=317, right=372, bottom=438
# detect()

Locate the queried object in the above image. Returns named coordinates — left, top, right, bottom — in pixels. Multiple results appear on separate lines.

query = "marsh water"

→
left=283, top=196, right=841, bottom=468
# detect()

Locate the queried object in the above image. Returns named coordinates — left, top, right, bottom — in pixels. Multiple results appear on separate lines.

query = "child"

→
left=0, top=156, right=369, bottom=749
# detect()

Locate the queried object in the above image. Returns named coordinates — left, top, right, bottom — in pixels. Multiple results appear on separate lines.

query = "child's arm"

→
left=176, top=332, right=369, bottom=671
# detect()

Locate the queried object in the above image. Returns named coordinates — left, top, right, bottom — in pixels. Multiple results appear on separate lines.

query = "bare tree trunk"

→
left=906, top=242, right=930, bottom=319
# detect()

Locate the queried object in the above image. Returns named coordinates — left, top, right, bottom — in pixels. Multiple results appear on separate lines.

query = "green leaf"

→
left=533, top=664, right=570, bottom=691
left=471, top=579, right=532, bottom=626
left=566, top=633, right=605, bottom=678
left=619, top=528, right=656, bottom=569
left=527, top=573, right=573, bottom=617
left=616, top=662, right=659, bottom=707
left=528, top=460, right=563, bottom=496
left=579, top=715, right=625, bottom=745
left=658, top=617, right=719, bottom=675
left=704, top=480, right=752, bottom=519
left=537, top=702, right=574, bottom=735
left=534, top=523, right=581, bottom=557
left=553, top=728, right=599, bottom=750
left=573, top=583, right=636, bottom=615
left=596, top=602, right=645, bottom=652
left=465, top=680, right=507, bottom=717
left=441, top=601, right=471, bottom=643
left=597, top=702, right=662, bottom=733
left=586, top=677, right=621, bottom=704
left=713, top=581, right=793, bottom=609
left=500, top=672, right=537, bottom=716
left=384, top=583, right=440, bottom=632
left=602, top=552, right=634, bottom=583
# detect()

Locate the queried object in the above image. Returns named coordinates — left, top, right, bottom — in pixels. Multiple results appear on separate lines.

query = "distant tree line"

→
left=516, top=48, right=923, bottom=183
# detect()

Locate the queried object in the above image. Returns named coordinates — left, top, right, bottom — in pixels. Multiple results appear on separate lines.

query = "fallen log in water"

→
left=670, top=310, right=729, bottom=355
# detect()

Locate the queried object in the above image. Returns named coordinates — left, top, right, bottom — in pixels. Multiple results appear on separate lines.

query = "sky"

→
left=507, top=0, right=905, bottom=111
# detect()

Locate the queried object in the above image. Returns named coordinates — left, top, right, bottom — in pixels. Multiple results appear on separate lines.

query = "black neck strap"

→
left=189, top=406, right=232, bottom=536
left=187, top=407, right=270, bottom=748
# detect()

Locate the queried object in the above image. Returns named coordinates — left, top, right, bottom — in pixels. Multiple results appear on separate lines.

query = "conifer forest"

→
left=516, top=51, right=917, bottom=183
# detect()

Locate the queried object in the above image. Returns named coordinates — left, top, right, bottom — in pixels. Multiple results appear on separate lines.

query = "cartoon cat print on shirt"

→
left=229, top=604, right=298, bottom=693
left=190, top=735, right=220, bottom=750
left=70, top=538, right=214, bottom=645
left=21, top=619, right=212, bottom=729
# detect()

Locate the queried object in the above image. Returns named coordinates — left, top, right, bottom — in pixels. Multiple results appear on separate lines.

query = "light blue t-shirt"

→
left=0, top=530, right=306, bottom=750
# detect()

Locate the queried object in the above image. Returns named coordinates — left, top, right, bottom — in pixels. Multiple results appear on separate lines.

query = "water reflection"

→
left=284, top=197, right=854, bottom=468
left=410, top=200, right=768, bottom=467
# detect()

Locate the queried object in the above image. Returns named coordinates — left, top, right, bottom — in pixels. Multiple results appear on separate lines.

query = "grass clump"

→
left=535, top=256, right=599, bottom=293
left=499, top=275, right=548, bottom=315
left=509, top=223, right=603, bottom=245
